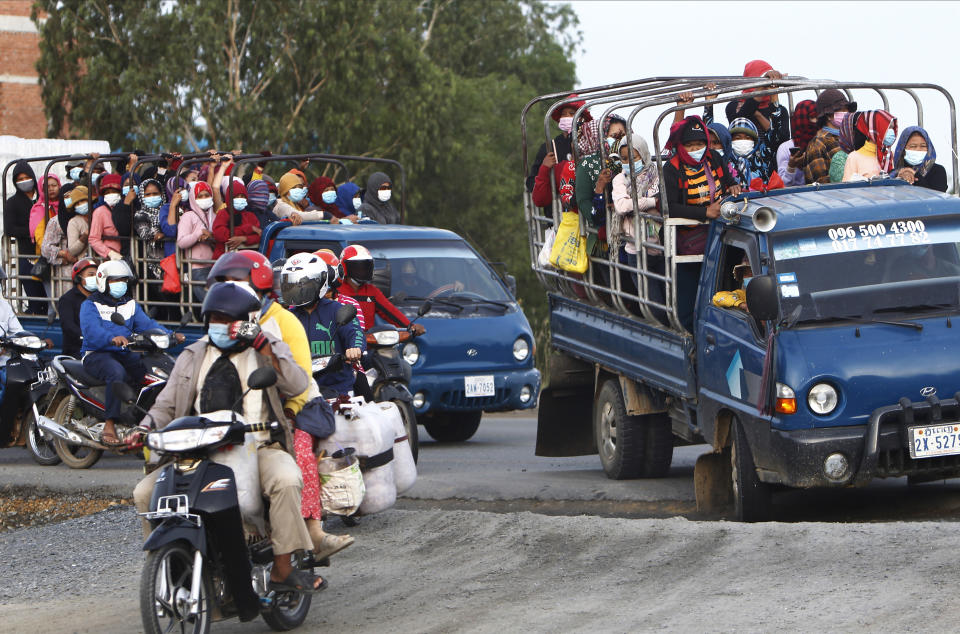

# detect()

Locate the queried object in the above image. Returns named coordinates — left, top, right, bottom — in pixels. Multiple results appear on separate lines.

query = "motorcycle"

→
left=130, top=367, right=315, bottom=633
left=37, top=313, right=189, bottom=468
left=359, top=300, right=431, bottom=462
left=0, top=321, right=61, bottom=466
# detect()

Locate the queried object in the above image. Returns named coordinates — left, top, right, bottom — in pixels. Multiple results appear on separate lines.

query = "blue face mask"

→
left=289, top=187, right=307, bottom=203
left=108, top=281, right=127, bottom=298
left=267, top=193, right=277, bottom=206
left=622, top=159, right=644, bottom=175
left=688, top=147, right=707, bottom=162
left=742, top=276, right=752, bottom=289
left=74, top=202, right=89, bottom=215
left=207, top=323, right=237, bottom=349
left=143, top=195, right=162, bottom=208
left=904, top=149, right=926, bottom=166
left=63, top=196, right=72, bottom=207
left=82, top=277, right=98, bottom=292
left=883, top=129, right=896, bottom=147
left=233, top=197, right=248, bottom=211
left=68, top=167, right=82, bottom=181
left=122, top=185, right=138, bottom=197
left=321, top=190, right=337, bottom=204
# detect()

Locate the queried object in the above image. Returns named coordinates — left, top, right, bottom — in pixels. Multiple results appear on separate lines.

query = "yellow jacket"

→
left=260, top=300, right=312, bottom=416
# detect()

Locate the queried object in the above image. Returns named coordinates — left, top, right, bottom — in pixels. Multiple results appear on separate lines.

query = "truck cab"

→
left=525, top=77, right=960, bottom=520
left=263, top=222, right=541, bottom=441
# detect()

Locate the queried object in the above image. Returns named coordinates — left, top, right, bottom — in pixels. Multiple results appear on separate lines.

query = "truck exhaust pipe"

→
left=720, top=201, right=777, bottom=233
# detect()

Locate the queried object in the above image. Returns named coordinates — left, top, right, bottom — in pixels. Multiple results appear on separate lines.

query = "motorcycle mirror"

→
left=247, top=367, right=278, bottom=390
left=110, top=312, right=125, bottom=326
left=147, top=307, right=158, bottom=320
left=324, top=353, right=345, bottom=374
left=112, top=381, right=137, bottom=404
left=179, top=313, right=192, bottom=327
left=335, top=304, right=357, bottom=326
left=47, top=312, right=56, bottom=326
left=417, top=300, right=432, bottom=317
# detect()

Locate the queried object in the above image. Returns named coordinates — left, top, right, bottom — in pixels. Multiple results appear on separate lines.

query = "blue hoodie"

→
left=335, top=182, right=361, bottom=217
left=79, top=291, right=170, bottom=356
left=292, top=298, right=365, bottom=395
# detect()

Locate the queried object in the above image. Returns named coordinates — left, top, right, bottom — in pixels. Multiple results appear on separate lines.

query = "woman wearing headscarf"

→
left=273, top=172, right=310, bottom=224
left=725, top=60, right=790, bottom=159
left=829, top=112, right=859, bottom=183
left=41, top=182, right=82, bottom=291
left=706, top=122, right=740, bottom=185
left=843, top=110, right=897, bottom=182
left=65, top=186, right=92, bottom=265
left=776, top=100, right=817, bottom=186
left=88, top=173, right=126, bottom=261
left=176, top=181, right=217, bottom=304
left=359, top=172, right=401, bottom=224
left=335, top=182, right=362, bottom=218
left=307, top=176, right=345, bottom=220
left=29, top=173, right=60, bottom=248
left=574, top=114, right=626, bottom=227
left=4, top=159, right=47, bottom=313
left=728, top=117, right=776, bottom=190
left=247, top=179, right=280, bottom=230
left=159, top=176, right=189, bottom=259
left=890, top=126, right=947, bottom=192
left=212, top=180, right=260, bottom=258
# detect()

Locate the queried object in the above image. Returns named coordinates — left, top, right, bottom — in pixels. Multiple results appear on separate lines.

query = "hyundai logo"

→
left=466, top=348, right=478, bottom=357
left=921, top=386, right=937, bottom=397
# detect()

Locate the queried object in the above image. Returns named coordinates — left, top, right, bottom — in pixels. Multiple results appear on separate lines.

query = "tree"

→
left=34, top=0, right=581, bottom=366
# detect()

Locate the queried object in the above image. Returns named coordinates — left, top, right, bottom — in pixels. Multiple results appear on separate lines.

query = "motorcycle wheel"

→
left=26, top=417, right=60, bottom=466
left=140, top=542, right=212, bottom=634
left=261, top=570, right=312, bottom=631
left=394, top=399, right=419, bottom=463
left=51, top=398, right=103, bottom=469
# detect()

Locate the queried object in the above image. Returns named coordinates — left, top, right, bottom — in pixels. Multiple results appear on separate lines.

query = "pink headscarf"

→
left=29, top=173, right=61, bottom=243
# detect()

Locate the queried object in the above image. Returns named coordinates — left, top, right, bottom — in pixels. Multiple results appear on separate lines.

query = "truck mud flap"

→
left=535, top=386, right=596, bottom=457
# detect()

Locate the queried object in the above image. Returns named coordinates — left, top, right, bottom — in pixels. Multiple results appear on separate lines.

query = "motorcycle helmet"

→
left=314, top=249, right=343, bottom=287
left=201, top=281, right=262, bottom=327
left=280, top=253, right=331, bottom=307
left=205, top=251, right=273, bottom=294
left=95, top=259, right=134, bottom=294
left=340, top=244, right=373, bottom=284
left=71, top=257, right=99, bottom=286
left=271, top=257, right=287, bottom=302
left=237, top=251, right=275, bottom=292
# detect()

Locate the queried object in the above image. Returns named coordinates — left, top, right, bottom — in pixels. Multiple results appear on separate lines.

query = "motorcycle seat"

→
left=61, top=359, right=106, bottom=387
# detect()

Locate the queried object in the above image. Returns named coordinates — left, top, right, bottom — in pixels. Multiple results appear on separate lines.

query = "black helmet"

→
left=201, top=281, right=261, bottom=327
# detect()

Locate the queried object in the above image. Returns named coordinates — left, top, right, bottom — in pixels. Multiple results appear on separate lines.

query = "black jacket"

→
left=58, top=286, right=87, bottom=358
left=911, top=163, right=948, bottom=193
left=526, top=133, right=572, bottom=193
left=3, top=160, right=37, bottom=244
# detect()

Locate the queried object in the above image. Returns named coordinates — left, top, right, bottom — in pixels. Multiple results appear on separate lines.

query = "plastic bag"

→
left=537, top=228, right=555, bottom=268
left=160, top=254, right=181, bottom=293
left=549, top=211, right=589, bottom=273
left=318, top=448, right=365, bottom=516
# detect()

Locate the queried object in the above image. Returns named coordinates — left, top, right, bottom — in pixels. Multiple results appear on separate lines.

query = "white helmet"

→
left=95, top=259, right=134, bottom=294
left=280, top=252, right=331, bottom=307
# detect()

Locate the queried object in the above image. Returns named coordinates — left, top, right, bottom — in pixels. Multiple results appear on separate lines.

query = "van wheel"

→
left=731, top=419, right=771, bottom=522
left=594, top=380, right=673, bottom=479
left=423, top=411, right=481, bottom=442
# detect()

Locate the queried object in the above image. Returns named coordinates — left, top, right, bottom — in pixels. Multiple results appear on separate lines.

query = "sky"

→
left=552, top=1, right=960, bottom=175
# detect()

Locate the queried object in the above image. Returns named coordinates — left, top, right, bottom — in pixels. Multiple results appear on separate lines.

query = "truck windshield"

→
left=362, top=239, right=513, bottom=306
left=771, top=216, right=960, bottom=324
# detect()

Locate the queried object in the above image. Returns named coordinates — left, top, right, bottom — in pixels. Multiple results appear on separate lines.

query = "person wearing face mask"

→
left=58, top=258, right=99, bottom=358
left=526, top=94, right=591, bottom=194
left=727, top=118, right=780, bottom=190
left=829, top=112, right=858, bottom=183
left=803, top=89, right=856, bottom=184
left=776, top=100, right=817, bottom=187
left=335, top=181, right=363, bottom=220
left=212, top=180, right=261, bottom=257
left=575, top=114, right=627, bottom=227
left=79, top=260, right=180, bottom=446
left=177, top=181, right=218, bottom=305
left=4, top=160, right=48, bottom=314
left=358, top=172, right=401, bottom=224
left=843, top=110, right=897, bottom=182
left=724, top=61, right=790, bottom=158
left=246, top=179, right=280, bottom=231
left=307, top=176, right=348, bottom=221
left=29, top=174, right=61, bottom=251
left=273, top=172, right=311, bottom=225
left=663, top=116, right=739, bottom=331
left=64, top=185, right=93, bottom=262
left=88, top=173, right=126, bottom=261
left=41, top=184, right=80, bottom=290
left=890, top=126, right=947, bottom=192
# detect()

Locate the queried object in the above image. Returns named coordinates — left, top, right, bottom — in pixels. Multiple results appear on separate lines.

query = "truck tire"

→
left=595, top=380, right=674, bottom=480
left=731, top=419, right=772, bottom=522
left=423, top=411, right=482, bottom=442
left=639, top=413, right=674, bottom=478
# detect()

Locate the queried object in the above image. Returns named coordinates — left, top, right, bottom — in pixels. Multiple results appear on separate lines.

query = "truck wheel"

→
left=639, top=413, right=674, bottom=478
left=594, top=380, right=673, bottom=479
left=423, top=411, right=482, bottom=442
left=731, top=419, right=772, bottom=522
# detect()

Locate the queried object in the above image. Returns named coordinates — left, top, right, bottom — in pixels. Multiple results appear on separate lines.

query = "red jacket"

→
left=338, top=281, right=410, bottom=329
left=531, top=160, right=576, bottom=211
left=212, top=207, right=261, bottom=258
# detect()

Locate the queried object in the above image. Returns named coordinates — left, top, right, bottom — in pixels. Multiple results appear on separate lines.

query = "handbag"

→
left=159, top=253, right=182, bottom=294
left=548, top=211, right=589, bottom=273
left=30, top=257, right=51, bottom=281
left=295, top=396, right=337, bottom=439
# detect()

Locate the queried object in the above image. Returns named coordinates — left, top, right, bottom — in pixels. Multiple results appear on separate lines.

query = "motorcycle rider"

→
left=79, top=260, right=183, bottom=446
left=133, top=281, right=324, bottom=607
left=338, top=244, right=425, bottom=335
left=58, top=258, right=98, bottom=358
left=314, top=249, right=365, bottom=330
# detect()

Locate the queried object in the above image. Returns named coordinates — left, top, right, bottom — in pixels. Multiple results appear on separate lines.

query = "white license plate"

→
left=909, top=424, right=960, bottom=458
left=464, top=375, right=495, bottom=398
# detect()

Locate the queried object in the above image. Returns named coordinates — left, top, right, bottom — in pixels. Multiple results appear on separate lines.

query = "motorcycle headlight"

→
left=512, top=337, right=530, bottom=361
left=11, top=335, right=44, bottom=350
left=150, top=334, right=171, bottom=350
left=402, top=342, right=419, bottom=365
left=808, top=383, right=838, bottom=415
left=372, top=330, right=400, bottom=346
left=147, top=425, right=230, bottom=452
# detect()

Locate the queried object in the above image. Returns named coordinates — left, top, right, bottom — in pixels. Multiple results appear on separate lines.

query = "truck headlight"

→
left=512, top=337, right=529, bottom=361
left=402, top=342, right=419, bottom=365
left=808, top=383, right=838, bottom=415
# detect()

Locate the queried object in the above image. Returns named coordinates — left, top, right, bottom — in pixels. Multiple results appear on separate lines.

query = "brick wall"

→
left=0, top=0, right=48, bottom=138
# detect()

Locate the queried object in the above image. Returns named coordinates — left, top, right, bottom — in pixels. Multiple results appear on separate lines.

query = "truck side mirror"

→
left=745, top=275, right=779, bottom=322
left=505, top=274, right=517, bottom=297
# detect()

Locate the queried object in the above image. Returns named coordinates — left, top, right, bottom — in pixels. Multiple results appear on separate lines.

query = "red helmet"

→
left=206, top=251, right=273, bottom=292
left=340, top=244, right=373, bottom=284
left=71, top=257, right=98, bottom=286
left=314, top=249, right=342, bottom=285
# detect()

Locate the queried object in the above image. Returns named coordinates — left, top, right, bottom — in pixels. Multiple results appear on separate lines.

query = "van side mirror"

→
left=335, top=304, right=357, bottom=326
left=745, top=275, right=779, bottom=322
left=247, top=367, right=278, bottom=390
left=504, top=274, right=517, bottom=297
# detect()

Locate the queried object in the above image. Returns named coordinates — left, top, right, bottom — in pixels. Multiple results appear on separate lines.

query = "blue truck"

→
left=525, top=78, right=960, bottom=520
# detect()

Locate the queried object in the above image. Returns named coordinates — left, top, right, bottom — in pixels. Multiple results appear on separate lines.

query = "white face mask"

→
left=731, top=139, right=755, bottom=157
left=104, top=193, right=121, bottom=207
left=904, top=149, right=926, bottom=166
left=353, top=197, right=362, bottom=210
left=196, top=197, right=214, bottom=210
left=377, top=190, right=392, bottom=202
left=557, top=116, right=574, bottom=134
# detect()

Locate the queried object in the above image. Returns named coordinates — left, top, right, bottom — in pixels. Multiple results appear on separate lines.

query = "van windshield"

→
left=771, top=216, right=960, bottom=324
left=362, top=239, right=513, bottom=307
